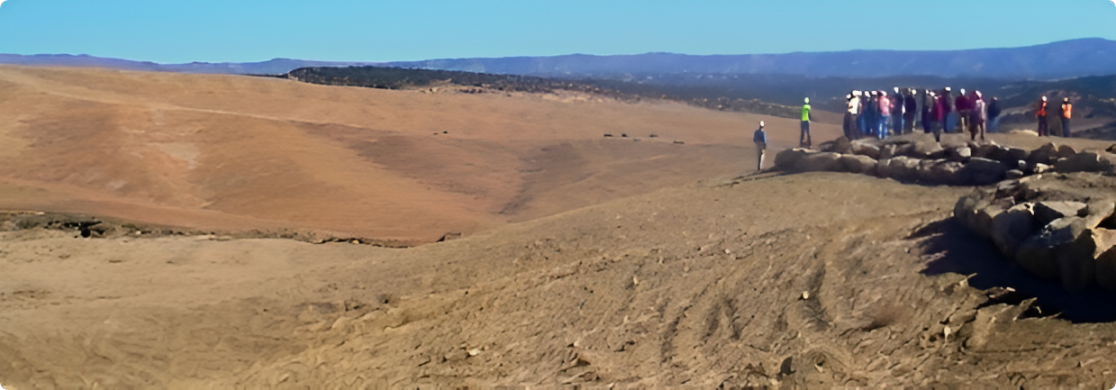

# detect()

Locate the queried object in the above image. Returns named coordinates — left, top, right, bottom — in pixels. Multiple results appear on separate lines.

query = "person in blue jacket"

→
left=753, top=121, right=768, bottom=171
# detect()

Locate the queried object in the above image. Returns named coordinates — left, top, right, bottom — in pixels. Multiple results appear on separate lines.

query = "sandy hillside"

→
left=0, top=65, right=838, bottom=243
left=7, top=65, right=1116, bottom=389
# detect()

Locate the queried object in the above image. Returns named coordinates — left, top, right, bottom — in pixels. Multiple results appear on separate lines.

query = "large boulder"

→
left=879, top=144, right=898, bottom=160
left=959, top=157, right=1008, bottom=186
left=948, top=147, right=972, bottom=162
left=839, top=154, right=878, bottom=175
left=851, top=142, right=881, bottom=159
left=912, top=140, right=946, bottom=159
left=774, top=148, right=816, bottom=171
left=1014, top=216, right=1083, bottom=282
left=1055, top=145, right=1077, bottom=160
left=954, top=195, right=985, bottom=232
left=794, top=152, right=843, bottom=172
left=1054, top=151, right=1116, bottom=174
left=972, top=143, right=1006, bottom=161
left=1054, top=218, right=1097, bottom=291
left=819, top=137, right=853, bottom=154
left=887, top=156, right=921, bottom=182
left=1000, top=148, right=1029, bottom=167
left=921, top=159, right=963, bottom=185
left=1025, top=142, right=1059, bottom=166
left=992, top=203, right=1038, bottom=259
left=1093, top=229, right=1116, bottom=291
left=1033, top=201, right=1087, bottom=226
left=1085, top=199, right=1116, bottom=229
left=974, top=206, right=1004, bottom=239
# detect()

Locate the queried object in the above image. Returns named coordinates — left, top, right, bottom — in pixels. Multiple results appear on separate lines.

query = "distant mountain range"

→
left=0, top=54, right=381, bottom=75
left=3, top=38, right=1115, bottom=80
left=387, top=38, right=1116, bottom=80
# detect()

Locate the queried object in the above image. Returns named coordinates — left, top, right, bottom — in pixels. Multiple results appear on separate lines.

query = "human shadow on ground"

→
left=915, top=218, right=1116, bottom=323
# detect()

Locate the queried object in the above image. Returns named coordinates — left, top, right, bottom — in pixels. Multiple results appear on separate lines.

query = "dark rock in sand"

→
left=839, top=154, right=877, bottom=175
left=1055, top=151, right=1116, bottom=174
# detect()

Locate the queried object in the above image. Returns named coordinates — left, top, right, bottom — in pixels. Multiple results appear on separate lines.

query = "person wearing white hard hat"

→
left=800, top=97, right=813, bottom=148
left=891, top=87, right=905, bottom=135
left=752, top=121, right=768, bottom=171
left=844, top=92, right=860, bottom=140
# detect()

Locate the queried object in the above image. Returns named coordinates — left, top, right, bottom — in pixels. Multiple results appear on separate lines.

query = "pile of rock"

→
left=773, top=134, right=1116, bottom=186
left=954, top=173, right=1116, bottom=291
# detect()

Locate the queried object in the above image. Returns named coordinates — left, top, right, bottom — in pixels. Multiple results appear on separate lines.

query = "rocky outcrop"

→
left=953, top=174, right=1116, bottom=292
left=776, top=136, right=1116, bottom=187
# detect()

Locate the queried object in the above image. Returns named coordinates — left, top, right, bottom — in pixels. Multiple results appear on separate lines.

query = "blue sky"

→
left=1, top=0, right=1114, bottom=63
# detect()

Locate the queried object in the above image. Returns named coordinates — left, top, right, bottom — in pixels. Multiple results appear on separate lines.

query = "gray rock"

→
left=839, top=154, right=878, bottom=174
left=1057, top=219, right=1100, bottom=291
left=954, top=195, right=983, bottom=232
left=1014, top=216, right=1083, bottom=282
left=819, top=137, right=853, bottom=154
left=959, top=157, right=1008, bottom=186
left=1026, top=142, right=1058, bottom=165
left=921, top=160, right=963, bottom=185
left=992, top=203, right=1038, bottom=259
left=1005, top=169, right=1024, bottom=180
left=973, top=143, right=1006, bottom=160
left=1054, top=151, right=1116, bottom=174
left=851, top=142, right=881, bottom=159
left=1084, top=199, right=1116, bottom=229
left=887, top=156, right=921, bottom=182
left=774, top=148, right=816, bottom=171
left=911, top=140, right=945, bottom=159
left=1055, top=145, right=1077, bottom=160
left=1093, top=229, right=1116, bottom=291
left=948, top=147, right=972, bottom=162
left=975, top=206, right=1004, bottom=240
left=1033, top=201, right=1087, bottom=226
left=875, top=158, right=892, bottom=178
left=1001, top=148, right=1029, bottom=166
left=879, top=144, right=898, bottom=160
left=1030, top=163, right=1052, bottom=174
left=794, top=152, right=843, bottom=173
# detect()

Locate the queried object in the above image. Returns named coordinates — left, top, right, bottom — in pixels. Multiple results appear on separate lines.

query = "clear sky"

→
left=1, top=0, right=1115, bottom=63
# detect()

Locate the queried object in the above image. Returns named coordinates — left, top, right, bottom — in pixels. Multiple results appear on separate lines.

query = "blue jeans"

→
left=800, top=121, right=811, bottom=146
left=1062, top=118, right=1071, bottom=137
left=988, top=117, right=1000, bottom=133
left=892, top=114, right=904, bottom=134
left=878, top=115, right=891, bottom=139
left=857, top=114, right=868, bottom=137
left=945, top=112, right=958, bottom=133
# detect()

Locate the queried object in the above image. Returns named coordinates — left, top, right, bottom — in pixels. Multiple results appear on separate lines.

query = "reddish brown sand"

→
left=0, top=65, right=838, bottom=243
left=5, top=66, right=1116, bottom=389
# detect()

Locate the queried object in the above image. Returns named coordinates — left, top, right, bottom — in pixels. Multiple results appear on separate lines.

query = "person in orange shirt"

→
left=1036, top=96, right=1049, bottom=136
left=1060, top=97, right=1073, bottom=137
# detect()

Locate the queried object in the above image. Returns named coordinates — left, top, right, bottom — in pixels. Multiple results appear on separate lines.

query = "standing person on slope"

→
left=844, top=93, right=860, bottom=140
left=1060, top=97, right=1073, bottom=137
left=1036, top=96, right=1049, bottom=136
left=800, top=98, right=813, bottom=147
left=753, top=121, right=768, bottom=172
left=878, top=91, right=892, bottom=140
left=904, top=88, right=917, bottom=134
left=970, top=91, right=987, bottom=142
left=987, top=97, right=1002, bottom=133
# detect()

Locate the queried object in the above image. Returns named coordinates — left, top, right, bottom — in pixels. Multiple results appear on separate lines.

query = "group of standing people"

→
left=1035, top=96, right=1074, bottom=137
left=842, top=87, right=1004, bottom=143
left=755, top=91, right=1076, bottom=171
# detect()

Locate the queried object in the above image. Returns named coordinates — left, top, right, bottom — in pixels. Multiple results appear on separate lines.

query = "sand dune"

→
left=0, top=65, right=837, bottom=242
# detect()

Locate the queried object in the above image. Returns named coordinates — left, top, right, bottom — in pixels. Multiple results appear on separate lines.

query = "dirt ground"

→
left=4, top=66, right=1116, bottom=389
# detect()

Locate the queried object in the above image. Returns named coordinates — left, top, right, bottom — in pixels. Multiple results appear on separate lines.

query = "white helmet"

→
left=960, top=88, right=966, bottom=95
left=804, top=97, right=810, bottom=104
left=759, top=120, right=765, bottom=127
